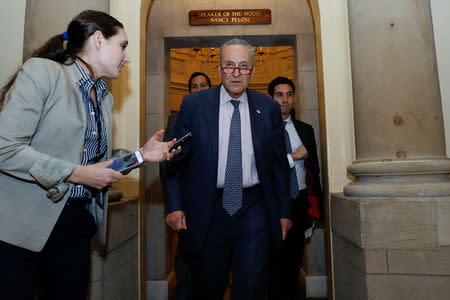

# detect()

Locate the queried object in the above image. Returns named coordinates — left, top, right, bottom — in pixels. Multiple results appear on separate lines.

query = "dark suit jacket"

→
left=164, top=85, right=291, bottom=255
left=291, top=119, right=322, bottom=220
left=159, top=112, right=179, bottom=184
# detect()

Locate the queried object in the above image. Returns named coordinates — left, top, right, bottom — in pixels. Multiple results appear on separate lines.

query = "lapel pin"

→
left=256, top=109, right=261, bottom=114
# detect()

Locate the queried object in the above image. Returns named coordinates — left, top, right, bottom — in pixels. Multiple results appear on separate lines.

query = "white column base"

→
left=146, top=280, right=168, bottom=300
left=300, top=269, right=328, bottom=298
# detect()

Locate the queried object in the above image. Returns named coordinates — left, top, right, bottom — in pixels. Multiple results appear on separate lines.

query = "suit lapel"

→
left=293, top=120, right=304, bottom=142
left=293, top=119, right=312, bottom=168
left=247, top=90, right=263, bottom=163
left=203, top=86, right=221, bottom=171
left=293, top=119, right=308, bottom=147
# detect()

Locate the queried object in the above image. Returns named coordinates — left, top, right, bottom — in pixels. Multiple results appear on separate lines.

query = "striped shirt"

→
left=69, top=61, right=109, bottom=200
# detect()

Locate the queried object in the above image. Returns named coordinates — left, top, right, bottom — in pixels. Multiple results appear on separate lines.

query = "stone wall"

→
left=332, top=193, right=450, bottom=299
left=331, top=1, right=450, bottom=298
left=23, top=0, right=109, bottom=59
left=89, top=198, right=139, bottom=300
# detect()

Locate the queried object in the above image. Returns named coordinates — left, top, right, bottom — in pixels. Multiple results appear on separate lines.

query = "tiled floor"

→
left=222, top=282, right=328, bottom=300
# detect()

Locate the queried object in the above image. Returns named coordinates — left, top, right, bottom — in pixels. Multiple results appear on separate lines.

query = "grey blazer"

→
left=0, top=58, right=113, bottom=252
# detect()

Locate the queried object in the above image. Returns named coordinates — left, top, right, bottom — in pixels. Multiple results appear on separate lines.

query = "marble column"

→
left=331, top=0, right=450, bottom=299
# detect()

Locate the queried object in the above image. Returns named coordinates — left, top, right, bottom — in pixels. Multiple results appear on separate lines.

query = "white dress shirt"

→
left=285, top=116, right=307, bottom=190
left=217, top=85, right=260, bottom=188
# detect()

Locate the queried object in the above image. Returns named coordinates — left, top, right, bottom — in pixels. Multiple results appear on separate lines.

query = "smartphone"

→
left=108, top=150, right=144, bottom=174
left=170, top=132, right=193, bottom=152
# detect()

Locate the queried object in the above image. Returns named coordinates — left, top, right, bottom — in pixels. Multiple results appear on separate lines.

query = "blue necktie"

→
left=285, top=121, right=300, bottom=199
left=223, top=100, right=243, bottom=215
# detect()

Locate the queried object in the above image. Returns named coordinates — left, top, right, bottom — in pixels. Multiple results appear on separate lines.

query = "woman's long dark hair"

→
left=0, top=10, right=123, bottom=109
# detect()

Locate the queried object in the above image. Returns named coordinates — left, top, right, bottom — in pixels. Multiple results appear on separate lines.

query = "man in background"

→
left=161, top=72, right=212, bottom=178
left=160, top=72, right=211, bottom=184
left=188, top=71, right=212, bottom=94
left=268, top=76, right=322, bottom=300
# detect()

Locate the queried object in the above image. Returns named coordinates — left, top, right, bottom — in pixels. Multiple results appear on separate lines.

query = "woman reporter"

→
left=0, top=10, right=177, bottom=299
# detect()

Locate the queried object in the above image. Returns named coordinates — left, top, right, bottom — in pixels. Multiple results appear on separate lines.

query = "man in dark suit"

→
left=164, top=39, right=292, bottom=300
left=267, top=76, right=322, bottom=300
left=160, top=72, right=211, bottom=300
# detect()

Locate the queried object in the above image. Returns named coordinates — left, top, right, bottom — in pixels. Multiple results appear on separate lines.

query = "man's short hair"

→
left=267, top=76, right=296, bottom=98
left=220, top=38, right=255, bottom=63
left=188, top=72, right=212, bottom=92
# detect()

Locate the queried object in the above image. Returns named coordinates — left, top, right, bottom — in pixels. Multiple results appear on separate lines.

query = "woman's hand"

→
left=67, top=159, right=123, bottom=189
left=140, top=129, right=181, bottom=163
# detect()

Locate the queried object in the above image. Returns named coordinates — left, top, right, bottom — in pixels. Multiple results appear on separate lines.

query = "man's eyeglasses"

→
left=220, top=65, right=253, bottom=75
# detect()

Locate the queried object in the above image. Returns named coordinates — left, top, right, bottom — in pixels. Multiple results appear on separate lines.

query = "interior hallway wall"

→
left=430, top=0, right=450, bottom=157
left=23, top=0, right=110, bottom=59
left=0, top=0, right=26, bottom=87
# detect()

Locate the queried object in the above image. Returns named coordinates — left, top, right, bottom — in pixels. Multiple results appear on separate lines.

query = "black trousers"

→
left=0, top=198, right=97, bottom=300
left=191, top=186, right=269, bottom=300
left=174, top=234, right=193, bottom=300
left=269, top=189, right=309, bottom=300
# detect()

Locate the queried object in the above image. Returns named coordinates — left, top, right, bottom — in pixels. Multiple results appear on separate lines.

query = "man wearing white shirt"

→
left=268, top=76, right=322, bottom=300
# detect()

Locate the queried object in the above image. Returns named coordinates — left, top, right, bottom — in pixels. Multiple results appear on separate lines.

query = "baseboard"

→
left=300, top=269, right=328, bottom=298
left=146, top=279, right=168, bottom=300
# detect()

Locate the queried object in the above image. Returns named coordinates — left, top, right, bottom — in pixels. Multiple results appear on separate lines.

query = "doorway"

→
left=133, top=1, right=356, bottom=299
left=110, top=1, right=356, bottom=299
left=163, top=36, right=327, bottom=300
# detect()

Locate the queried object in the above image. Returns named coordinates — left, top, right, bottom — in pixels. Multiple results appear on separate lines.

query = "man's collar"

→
left=220, top=84, right=247, bottom=104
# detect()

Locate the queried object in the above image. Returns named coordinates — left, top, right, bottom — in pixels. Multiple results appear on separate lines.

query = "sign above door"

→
left=189, top=9, right=271, bottom=26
